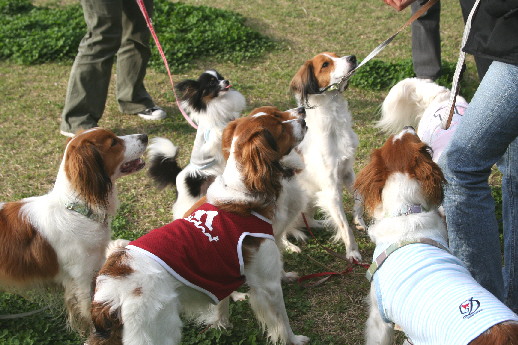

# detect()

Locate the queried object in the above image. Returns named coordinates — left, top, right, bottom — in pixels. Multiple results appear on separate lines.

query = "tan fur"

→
left=0, top=202, right=59, bottom=286
left=469, top=322, right=518, bottom=345
left=65, top=129, right=124, bottom=208
left=355, top=132, right=444, bottom=214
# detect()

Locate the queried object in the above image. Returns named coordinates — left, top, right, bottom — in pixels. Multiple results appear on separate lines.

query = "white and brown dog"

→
left=88, top=112, right=309, bottom=345
left=377, top=77, right=468, bottom=162
left=0, top=128, right=148, bottom=331
left=355, top=127, right=518, bottom=345
left=288, top=52, right=365, bottom=260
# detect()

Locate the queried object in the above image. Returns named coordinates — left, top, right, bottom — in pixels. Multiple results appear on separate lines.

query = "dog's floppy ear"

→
left=290, top=60, right=320, bottom=106
left=221, top=119, right=240, bottom=161
left=354, top=148, right=387, bottom=215
left=412, top=143, right=445, bottom=207
left=65, top=143, right=112, bottom=208
left=175, top=79, right=199, bottom=100
left=236, top=128, right=283, bottom=200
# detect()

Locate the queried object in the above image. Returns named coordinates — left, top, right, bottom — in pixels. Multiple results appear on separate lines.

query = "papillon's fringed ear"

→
left=175, top=79, right=199, bottom=99
left=65, top=143, right=112, bottom=209
left=290, top=61, right=320, bottom=107
left=354, top=149, right=386, bottom=215
left=237, top=129, right=283, bottom=200
left=414, top=144, right=445, bottom=207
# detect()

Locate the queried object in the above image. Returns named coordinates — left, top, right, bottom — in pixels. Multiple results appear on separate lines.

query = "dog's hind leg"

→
left=365, top=285, right=394, bottom=345
left=245, top=240, right=309, bottom=345
left=316, top=188, right=361, bottom=262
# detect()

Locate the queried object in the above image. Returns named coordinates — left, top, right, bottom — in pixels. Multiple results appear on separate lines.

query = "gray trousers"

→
left=61, top=0, right=155, bottom=133
left=411, top=0, right=441, bottom=80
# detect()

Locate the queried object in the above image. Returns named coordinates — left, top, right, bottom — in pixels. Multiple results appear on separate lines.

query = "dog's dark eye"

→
left=210, top=79, right=218, bottom=85
left=322, top=62, right=329, bottom=68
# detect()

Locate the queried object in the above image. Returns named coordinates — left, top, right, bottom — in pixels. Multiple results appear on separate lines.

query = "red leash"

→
left=297, top=213, right=369, bottom=287
left=136, top=0, right=198, bottom=129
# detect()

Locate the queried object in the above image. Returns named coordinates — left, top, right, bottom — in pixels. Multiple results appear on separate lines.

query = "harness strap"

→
left=365, top=238, right=450, bottom=282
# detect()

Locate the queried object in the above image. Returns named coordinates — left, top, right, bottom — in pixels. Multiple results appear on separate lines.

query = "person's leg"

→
left=498, top=137, right=518, bottom=312
left=439, top=61, right=518, bottom=302
left=61, top=0, right=123, bottom=134
left=411, top=0, right=441, bottom=80
left=116, top=0, right=155, bottom=114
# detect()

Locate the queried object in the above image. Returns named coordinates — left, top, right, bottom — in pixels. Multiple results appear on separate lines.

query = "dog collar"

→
left=365, top=238, right=450, bottom=282
left=390, top=204, right=427, bottom=218
left=65, top=202, right=108, bottom=224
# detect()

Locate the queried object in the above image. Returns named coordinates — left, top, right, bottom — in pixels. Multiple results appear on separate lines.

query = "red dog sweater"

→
left=127, top=203, right=275, bottom=303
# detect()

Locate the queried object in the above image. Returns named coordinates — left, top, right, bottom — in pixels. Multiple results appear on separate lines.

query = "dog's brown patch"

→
left=242, top=236, right=266, bottom=266
left=89, top=300, right=123, bottom=345
left=98, top=250, right=133, bottom=278
left=0, top=202, right=59, bottom=286
left=133, top=287, right=143, bottom=296
left=469, top=321, right=518, bottom=345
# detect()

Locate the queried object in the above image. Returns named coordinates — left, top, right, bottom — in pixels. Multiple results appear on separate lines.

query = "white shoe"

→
left=137, top=106, right=167, bottom=120
left=60, top=130, right=75, bottom=137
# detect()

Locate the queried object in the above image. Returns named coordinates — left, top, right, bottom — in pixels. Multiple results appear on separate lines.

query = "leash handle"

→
left=136, top=0, right=198, bottom=129
left=443, top=0, right=481, bottom=129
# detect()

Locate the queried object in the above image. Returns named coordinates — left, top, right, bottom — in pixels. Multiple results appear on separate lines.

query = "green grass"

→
left=0, top=0, right=491, bottom=344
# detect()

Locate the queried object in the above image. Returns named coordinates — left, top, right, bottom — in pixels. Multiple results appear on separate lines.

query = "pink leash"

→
left=136, top=0, right=198, bottom=129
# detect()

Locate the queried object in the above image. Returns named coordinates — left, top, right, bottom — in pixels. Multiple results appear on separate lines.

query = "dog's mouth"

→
left=120, top=158, right=145, bottom=174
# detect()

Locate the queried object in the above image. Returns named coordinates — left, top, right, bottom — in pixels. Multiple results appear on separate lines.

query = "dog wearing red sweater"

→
left=88, top=110, right=309, bottom=345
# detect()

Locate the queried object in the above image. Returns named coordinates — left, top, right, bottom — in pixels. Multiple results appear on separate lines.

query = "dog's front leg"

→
left=244, top=240, right=309, bottom=345
left=365, top=284, right=393, bottom=345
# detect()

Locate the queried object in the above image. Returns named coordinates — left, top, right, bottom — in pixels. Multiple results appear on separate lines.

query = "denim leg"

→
left=116, top=0, right=154, bottom=114
left=498, top=137, right=518, bottom=311
left=61, top=0, right=123, bottom=133
left=439, top=61, right=518, bottom=303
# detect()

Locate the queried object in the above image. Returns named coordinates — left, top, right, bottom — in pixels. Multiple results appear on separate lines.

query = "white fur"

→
left=377, top=78, right=451, bottom=134
left=1, top=130, right=147, bottom=330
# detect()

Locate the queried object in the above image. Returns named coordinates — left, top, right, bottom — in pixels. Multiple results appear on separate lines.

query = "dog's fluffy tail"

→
left=377, top=77, right=451, bottom=134
left=147, top=137, right=183, bottom=189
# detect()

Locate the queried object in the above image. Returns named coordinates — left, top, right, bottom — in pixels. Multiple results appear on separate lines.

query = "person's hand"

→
left=382, top=0, right=417, bottom=11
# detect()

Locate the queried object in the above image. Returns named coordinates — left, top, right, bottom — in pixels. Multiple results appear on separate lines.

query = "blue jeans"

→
left=439, top=61, right=518, bottom=311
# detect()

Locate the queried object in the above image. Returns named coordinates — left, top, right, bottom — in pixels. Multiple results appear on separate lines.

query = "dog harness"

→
left=417, top=97, right=468, bottom=162
left=127, top=203, right=274, bottom=304
left=370, top=237, right=518, bottom=345
left=189, top=127, right=217, bottom=170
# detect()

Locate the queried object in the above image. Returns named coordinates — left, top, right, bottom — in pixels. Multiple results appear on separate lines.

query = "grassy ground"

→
left=0, top=0, right=483, bottom=344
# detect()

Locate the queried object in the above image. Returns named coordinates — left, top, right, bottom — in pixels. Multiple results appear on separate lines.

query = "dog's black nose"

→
left=347, top=55, right=357, bottom=64
left=139, top=134, right=148, bottom=144
left=297, top=107, right=306, bottom=119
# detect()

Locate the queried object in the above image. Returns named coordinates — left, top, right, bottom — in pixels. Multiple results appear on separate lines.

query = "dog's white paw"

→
left=230, top=291, right=248, bottom=302
left=346, top=249, right=362, bottom=263
left=282, top=271, right=299, bottom=282
left=290, top=335, right=310, bottom=345
left=354, top=216, right=367, bottom=231
left=282, top=239, right=302, bottom=253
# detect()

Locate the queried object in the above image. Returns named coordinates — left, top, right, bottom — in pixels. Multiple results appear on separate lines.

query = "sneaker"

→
left=137, top=106, right=167, bottom=120
left=60, top=130, right=75, bottom=138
